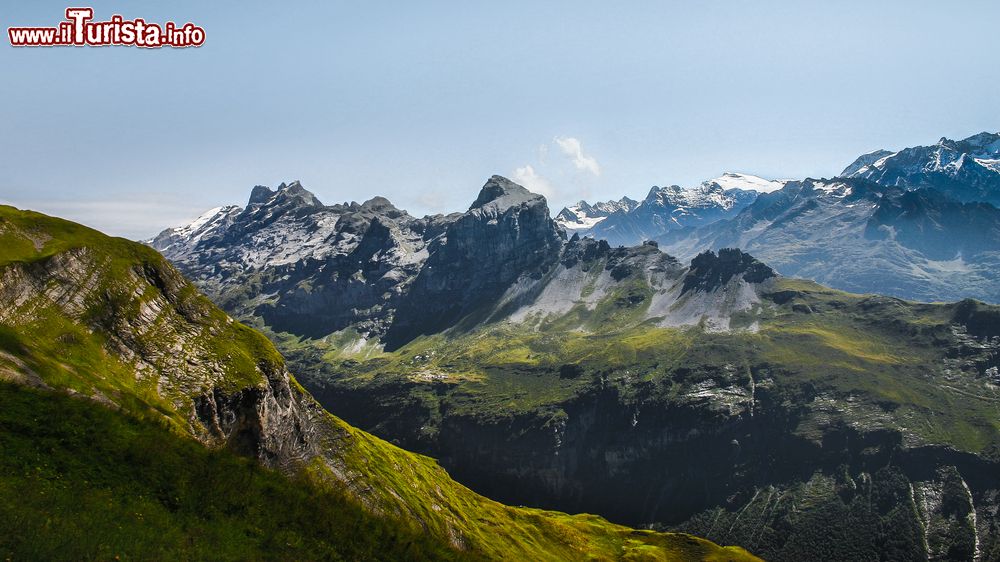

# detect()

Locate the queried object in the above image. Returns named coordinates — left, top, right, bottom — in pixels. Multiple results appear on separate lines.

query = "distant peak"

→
left=272, top=180, right=323, bottom=207
left=706, top=172, right=785, bottom=193
left=470, top=175, right=543, bottom=210
left=962, top=131, right=1000, bottom=149
left=360, top=196, right=401, bottom=215
left=840, top=149, right=894, bottom=177
left=645, top=185, right=681, bottom=201
left=248, top=185, right=275, bottom=205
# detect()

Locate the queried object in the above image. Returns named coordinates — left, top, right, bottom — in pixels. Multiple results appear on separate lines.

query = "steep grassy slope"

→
left=0, top=206, right=756, bottom=561
left=0, top=383, right=464, bottom=561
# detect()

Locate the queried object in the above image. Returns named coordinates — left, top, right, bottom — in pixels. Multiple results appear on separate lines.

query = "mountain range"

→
left=555, top=173, right=784, bottom=246
left=149, top=162, right=1000, bottom=561
left=555, top=132, right=1000, bottom=303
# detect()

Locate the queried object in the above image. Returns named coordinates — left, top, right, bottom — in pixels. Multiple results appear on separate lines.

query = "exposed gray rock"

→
left=153, top=175, right=773, bottom=349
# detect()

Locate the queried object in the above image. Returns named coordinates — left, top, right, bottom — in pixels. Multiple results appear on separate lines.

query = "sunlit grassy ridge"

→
left=0, top=383, right=466, bottom=562
left=0, top=205, right=758, bottom=561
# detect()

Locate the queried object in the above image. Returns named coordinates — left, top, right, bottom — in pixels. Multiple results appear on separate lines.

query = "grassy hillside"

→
left=0, top=382, right=465, bottom=561
left=0, top=205, right=757, bottom=561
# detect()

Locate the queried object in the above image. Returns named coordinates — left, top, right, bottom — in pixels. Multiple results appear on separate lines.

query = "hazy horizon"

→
left=3, top=0, right=998, bottom=238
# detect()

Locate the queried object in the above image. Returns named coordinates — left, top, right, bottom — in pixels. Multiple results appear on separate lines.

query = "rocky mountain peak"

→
left=359, top=196, right=407, bottom=219
left=555, top=196, right=641, bottom=232
left=384, top=176, right=563, bottom=347
left=470, top=175, right=544, bottom=212
left=682, top=248, right=776, bottom=294
left=963, top=131, right=1000, bottom=150
left=249, top=185, right=275, bottom=205
left=706, top=172, right=786, bottom=193
left=645, top=184, right=681, bottom=203
left=271, top=180, right=323, bottom=207
left=840, top=132, right=1000, bottom=206
left=840, top=149, right=895, bottom=177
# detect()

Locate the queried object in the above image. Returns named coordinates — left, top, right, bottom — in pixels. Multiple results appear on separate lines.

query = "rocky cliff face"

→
left=386, top=176, right=565, bottom=346
left=427, top=380, right=999, bottom=561
left=0, top=217, right=320, bottom=473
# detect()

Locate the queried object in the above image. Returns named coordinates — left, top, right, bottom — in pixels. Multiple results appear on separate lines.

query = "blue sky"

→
left=2, top=0, right=998, bottom=238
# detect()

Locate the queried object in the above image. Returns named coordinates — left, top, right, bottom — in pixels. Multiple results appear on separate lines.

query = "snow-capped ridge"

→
left=556, top=196, right=639, bottom=231
left=705, top=172, right=786, bottom=193
left=840, top=131, right=1000, bottom=206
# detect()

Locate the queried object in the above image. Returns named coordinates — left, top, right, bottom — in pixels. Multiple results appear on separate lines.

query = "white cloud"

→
left=512, top=165, right=554, bottom=198
left=554, top=136, right=601, bottom=176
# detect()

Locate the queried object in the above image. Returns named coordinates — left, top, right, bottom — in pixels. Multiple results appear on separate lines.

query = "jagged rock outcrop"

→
left=681, top=248, right=776, bottom=294
left=386, top=176, right=565, bottom=346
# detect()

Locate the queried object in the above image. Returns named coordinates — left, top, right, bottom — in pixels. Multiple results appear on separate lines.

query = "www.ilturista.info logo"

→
left=8, top=8, right=205, bottom=48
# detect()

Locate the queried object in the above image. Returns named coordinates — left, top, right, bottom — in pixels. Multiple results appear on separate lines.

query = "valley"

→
left=149, top=162, right=1000, bottom=561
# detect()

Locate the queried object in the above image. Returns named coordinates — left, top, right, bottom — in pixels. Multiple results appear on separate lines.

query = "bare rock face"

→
left=682, top=248, right=776, bottom=294
left=385, top=176, right=565, bottom=347
left=150, top=180, right=441, bottom=339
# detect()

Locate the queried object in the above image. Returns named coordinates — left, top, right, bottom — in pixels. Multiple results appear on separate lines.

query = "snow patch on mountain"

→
left=707, top=172, right=785, bottom=193
left=145, top=205, right=241, bottom=252
left=975, top=159, right=1000, bottom=173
